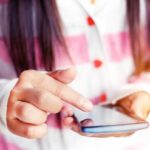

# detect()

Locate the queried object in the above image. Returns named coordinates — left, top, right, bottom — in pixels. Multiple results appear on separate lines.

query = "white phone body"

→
left=74, top=105, right=149, bottom=135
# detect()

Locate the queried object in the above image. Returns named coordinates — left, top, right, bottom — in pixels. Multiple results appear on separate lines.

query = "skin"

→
left=7, top=67, right=150, bottom=139
left=7, top=67, right=93, bottom=139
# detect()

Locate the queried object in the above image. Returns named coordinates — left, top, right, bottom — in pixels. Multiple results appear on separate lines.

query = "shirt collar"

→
left=76, top=0, right=108, bottom=16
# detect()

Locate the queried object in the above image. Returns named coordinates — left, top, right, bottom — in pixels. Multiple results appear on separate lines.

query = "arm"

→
left=0, top=79, right=18, bottom=126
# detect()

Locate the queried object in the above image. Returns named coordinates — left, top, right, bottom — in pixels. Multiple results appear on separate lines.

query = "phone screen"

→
left=74, top=105, right=149, bottom=135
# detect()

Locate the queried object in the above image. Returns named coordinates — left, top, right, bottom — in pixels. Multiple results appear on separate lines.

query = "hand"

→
left=7, top=68, right=93, bottom=139
left=62, top=91, right=150, bottom=138
left=116, top=91, right=150, bottom=120
left=62, top=107, right=134, bottom=138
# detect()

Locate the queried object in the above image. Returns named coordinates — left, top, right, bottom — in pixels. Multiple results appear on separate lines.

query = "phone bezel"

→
left=74, top=105, right=149, bottom=134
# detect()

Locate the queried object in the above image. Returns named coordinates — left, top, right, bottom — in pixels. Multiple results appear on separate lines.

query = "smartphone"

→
left=74, top=105, right=149, bottom=135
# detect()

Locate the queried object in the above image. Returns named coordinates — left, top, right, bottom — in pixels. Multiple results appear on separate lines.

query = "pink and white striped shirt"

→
left=0, top=0, right=150, bottom=150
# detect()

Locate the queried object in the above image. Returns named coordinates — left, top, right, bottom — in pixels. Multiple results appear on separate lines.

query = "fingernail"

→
left=82, top=100, right=93, bottom=112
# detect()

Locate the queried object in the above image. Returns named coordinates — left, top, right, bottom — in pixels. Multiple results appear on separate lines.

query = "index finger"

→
left=36, top=75, right=93, bottom=112
left=51, top=78, right=93, bottom=111
left=20, top=71, right=93, bottom=112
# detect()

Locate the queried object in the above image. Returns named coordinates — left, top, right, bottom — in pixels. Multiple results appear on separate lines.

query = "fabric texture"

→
left=0, top=0, right=150, bottom=150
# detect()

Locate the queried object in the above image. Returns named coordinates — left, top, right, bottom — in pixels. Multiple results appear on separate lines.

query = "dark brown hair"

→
left=1, top=0, right=150, bottom=76
left=127, top=0, right=150, bottom=75
left=1, top=0, right=65, bottom=76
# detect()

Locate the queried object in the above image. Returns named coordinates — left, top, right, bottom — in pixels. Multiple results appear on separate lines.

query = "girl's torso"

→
left=1, top=1, right=150, bottom=150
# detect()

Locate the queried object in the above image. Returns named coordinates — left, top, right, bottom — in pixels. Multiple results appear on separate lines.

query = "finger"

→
left=18, top=70, right=93, bottom=112
left=131, top=94, right=150, bottom=119
left=8, top=119, right=47, bottom=139
left=71, top=121, right=81, bottom=133
left=62, top=114, right=79, bottom=130
left=80, top=119, right=94, bottom=126
left=63, top=117, right=74, bottom=127
left=117, top=92, right=150, bottom=119
left=14, top=101, right=47, bottom=125
left=61, top=105, right=74, bottom=118
left=12, top=85, right=91, bottom=114
left=49, top=67, right=76, bottom=84
left=43, top=77, right=93, bottom=111
left=12, top=88, right=63, bottom=113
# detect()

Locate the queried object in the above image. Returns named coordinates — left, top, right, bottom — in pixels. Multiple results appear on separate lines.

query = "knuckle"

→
left=18, top=104, right=30, bottom=119
left=19, top=70, right=29, bottom=79
left=55, top=84, right=66, bottom=98
left=37, top=92, right=47, bottom=106
left=39, top=76, right=53, bottom=88
left=10, top=88, right=20, bottom=99
left=19, top=70, right=36, bottom=81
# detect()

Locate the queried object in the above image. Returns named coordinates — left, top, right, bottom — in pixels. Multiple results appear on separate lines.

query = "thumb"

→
left=48, top=67, right=77, bottom=84
left=131, top=94, right=150, bottom=119
left=117, top=92, right=150, bottom=119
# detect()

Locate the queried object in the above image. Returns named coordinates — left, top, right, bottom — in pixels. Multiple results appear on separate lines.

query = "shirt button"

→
left=99, top=93, right=107, bottom=103
left=93, top=59, right=103, bottom=68
left=87, top=16, right=95, bottom=26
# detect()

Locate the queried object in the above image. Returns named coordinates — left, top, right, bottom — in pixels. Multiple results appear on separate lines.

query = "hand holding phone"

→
left=73, top=105, right=149, bottom=137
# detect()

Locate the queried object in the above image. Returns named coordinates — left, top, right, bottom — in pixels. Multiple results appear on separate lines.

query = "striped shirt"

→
left=0, top=0, right=150, bottom=150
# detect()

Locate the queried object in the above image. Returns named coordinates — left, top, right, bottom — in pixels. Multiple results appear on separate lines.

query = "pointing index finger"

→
left=23, top=71, right=93, bottom=112
left=38, top=75, right=93, bottom=112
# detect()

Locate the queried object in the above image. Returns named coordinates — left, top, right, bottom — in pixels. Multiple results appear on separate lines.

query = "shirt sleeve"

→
left=0, top=79, right=18, bottom=127
left=110, top=72, right=150, bottom=104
